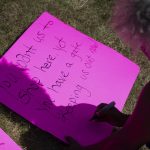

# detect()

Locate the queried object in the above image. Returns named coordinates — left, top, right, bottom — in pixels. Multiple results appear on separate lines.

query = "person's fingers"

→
left=95, top=106, right=115, bottom=119
left=91, top=103, right=111, bottom=122
left=96, top=109, right=106, bottom=116
left=94, top=103, right=108, bottom=118
left=93, top=103, right=126, bottom=127
left=96, top=103, right=107, bottom=111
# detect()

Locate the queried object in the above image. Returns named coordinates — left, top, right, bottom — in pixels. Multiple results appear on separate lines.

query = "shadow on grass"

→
left=0, top=59, right=108, bottom=150
left=20, top=125, right=66, bottom=150
left=0, top=104, right=65, bottom=150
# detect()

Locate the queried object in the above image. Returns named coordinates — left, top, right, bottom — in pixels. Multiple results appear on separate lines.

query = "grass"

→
left=0, top=0, right=150, bottom=150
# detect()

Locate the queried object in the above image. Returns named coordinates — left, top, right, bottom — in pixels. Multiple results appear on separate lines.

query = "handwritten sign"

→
left=0, top=128, right=22, bottom=150
left=0, top=12, right=140, bottom=146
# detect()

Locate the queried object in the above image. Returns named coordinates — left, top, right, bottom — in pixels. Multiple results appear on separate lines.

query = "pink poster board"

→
left=0, top=128, right=22, bottom=150
left=0, top=12, right=140, bottom=146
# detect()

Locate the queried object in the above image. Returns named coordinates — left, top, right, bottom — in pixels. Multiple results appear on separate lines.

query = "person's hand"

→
left=92, top=103, right=129, bottom=127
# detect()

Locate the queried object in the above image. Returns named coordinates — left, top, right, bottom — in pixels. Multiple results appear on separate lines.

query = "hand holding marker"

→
left=90, top=101, right=116, bottom=121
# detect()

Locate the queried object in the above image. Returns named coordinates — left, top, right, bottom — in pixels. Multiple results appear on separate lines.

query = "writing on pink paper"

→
left=0, top=12, right=140, bottom=146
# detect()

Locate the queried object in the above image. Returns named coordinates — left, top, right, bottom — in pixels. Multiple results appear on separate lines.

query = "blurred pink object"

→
left=111, top=0, right=150, bottom=59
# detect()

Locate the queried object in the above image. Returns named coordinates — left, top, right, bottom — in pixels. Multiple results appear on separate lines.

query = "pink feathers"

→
left=111, top=0, right=150, bottom=59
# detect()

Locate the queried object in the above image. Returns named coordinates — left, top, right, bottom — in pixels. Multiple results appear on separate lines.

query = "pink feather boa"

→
left=111, top=0, right=150, bottom=59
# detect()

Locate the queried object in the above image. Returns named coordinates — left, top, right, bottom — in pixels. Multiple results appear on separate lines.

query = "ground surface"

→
left=0, top=0, right=150, bottom=150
